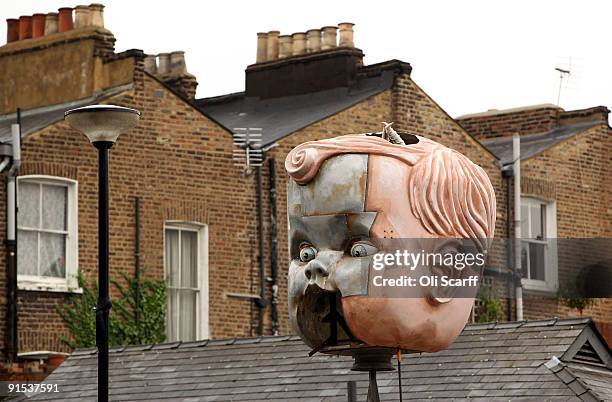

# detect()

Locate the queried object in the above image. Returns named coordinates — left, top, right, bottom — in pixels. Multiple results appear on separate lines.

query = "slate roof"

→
left=0, top=83, right=133, bottom=144
left=195, top=69, right=395, bottom=147
left=12, top=317, right=611, bottom=401
left=481, top=121, right=601, bottom=165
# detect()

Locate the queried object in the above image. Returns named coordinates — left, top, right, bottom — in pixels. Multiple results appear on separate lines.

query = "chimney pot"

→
left=306, top=29, right=321, bottom=53
left=44, top=13, right=59, bottom=35
left=291, top=32, right=306, bottom=56
left=338, top=22, right=354, bottom=47
left=74, top=5, right=91, bottom=28
left=266, top=30, right=280, bottom=61
left=144, top=55, right=157, bottom=74
left=89, top=4, right=105, bottom=28
left=278, top=35, right=293, bottom=59
left=321, top=26, right=337, bottom=50
left=256, top=32, right=268, bottom=63
left=32, top=14, right=45, bottom=38
left=6, top=19, right=19, bottom=43
left=170, top=51, right=187, bottom=75
left=58, top=8, right=74, bottom=32
left=157, top=53, right=171, bottom=75
left=18, top=16, right=32, bottom=40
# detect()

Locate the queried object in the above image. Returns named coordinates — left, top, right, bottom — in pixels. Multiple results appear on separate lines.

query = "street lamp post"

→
left=64, top=105, right=140, bottom=402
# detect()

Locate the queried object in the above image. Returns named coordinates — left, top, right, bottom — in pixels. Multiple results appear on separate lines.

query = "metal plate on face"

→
left=288, top=154, right=368, bottom=217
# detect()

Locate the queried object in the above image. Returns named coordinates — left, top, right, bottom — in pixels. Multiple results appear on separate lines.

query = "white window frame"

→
left=17, top=175, right=80, bottom=293
left=520, top=197, right=558, bottom=293
left=163, top=221, right=209, bottom=341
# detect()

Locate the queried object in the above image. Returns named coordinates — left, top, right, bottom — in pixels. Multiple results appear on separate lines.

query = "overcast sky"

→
left=3, top=0, right=611, bottom=117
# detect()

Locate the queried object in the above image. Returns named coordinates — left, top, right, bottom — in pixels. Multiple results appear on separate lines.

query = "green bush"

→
left=476, top=296, right=505, bottom=323
left=56, top=270, right=166, bottom=349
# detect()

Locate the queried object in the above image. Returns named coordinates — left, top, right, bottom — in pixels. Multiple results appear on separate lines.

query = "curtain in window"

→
left=165, top=229, right=180, bottom=342
left=17, top=181, right=67, bottom=278
left=165, top=228, right=199, bottom=342
left=179, top=231, right=197, bottom=341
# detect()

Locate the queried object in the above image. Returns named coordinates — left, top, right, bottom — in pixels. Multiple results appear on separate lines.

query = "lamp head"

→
left=64, top=105, right=141, bottom=144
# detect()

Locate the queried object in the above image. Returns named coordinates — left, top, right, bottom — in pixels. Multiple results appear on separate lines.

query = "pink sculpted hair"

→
left=285, top=134, right=496, bottom=249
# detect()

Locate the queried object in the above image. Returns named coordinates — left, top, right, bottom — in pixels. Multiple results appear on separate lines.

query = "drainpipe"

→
left=267, top=158, right=279, bottom=335
left=513, top=133, right=523, bottom=321
left=255, top=166, right=266, bottom=335
left=502, top=167, right=514, bottom=321
left=6, top=113, right=21, bottom=362
left=134, top=196, right=141, bottom=341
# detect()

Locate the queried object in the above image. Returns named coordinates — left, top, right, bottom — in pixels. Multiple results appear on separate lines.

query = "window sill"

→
left=18, top=281, right=83, bottom=294
left=521, top=278, right=557, bottom=295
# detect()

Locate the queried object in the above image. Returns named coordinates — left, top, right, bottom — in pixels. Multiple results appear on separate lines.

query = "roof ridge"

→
left=74, top=334, right=303, bottom=356
left=545, top=356, right=604, bottom=401
left=465, top=317, right=592, bottom=330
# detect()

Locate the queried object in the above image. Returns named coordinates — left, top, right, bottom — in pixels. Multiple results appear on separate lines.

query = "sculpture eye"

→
left=350, top=242, right=378, bottom=258
left=299, top=245, right=317, bottom=262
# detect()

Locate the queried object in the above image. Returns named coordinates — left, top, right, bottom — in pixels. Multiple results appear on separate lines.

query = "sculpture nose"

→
left=304, top=260, right=329, bottom=287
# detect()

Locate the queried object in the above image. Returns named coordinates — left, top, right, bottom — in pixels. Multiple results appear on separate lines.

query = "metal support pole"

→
left=94, top=141, right=113, bottom=402
left=134, top=196, right=141, bottom=341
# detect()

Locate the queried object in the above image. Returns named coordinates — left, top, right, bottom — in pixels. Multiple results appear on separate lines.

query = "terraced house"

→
left=0, top=2, right=609, bottom=382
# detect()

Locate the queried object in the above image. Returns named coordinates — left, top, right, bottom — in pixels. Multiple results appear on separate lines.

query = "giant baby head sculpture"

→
left=285, top=126, right=496, bottom=354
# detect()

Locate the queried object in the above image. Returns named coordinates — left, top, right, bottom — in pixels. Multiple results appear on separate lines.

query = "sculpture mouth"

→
left=296, top=287, right=356, bottom=350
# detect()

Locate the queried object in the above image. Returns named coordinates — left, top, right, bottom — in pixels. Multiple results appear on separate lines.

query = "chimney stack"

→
left=278, top=35, right=292, bottom=58
left=266, top=30, right=280, bottom=61
left=18, top=16, right=32, bottom=40
left=321, top=26, right=337, bottom=50
left=89, top=4, right=105, bottom=28
left=74, top=5, right=91, bottom=28
left=306, top=29, right=321, bottom=53
left=144, top=55, right=157, bottom=74
left=338, top=22, right=354, bottom=47
left=32, top=14, right=45, bottom=38
left=44, top=13, right=59, bottom=35
left=291, top=32, right=306, bottom=56
left=6, top=19, right=19, bottom=43
left=58, top=8, right=73, bottom=32
left=256, top=32, right=268, bottom=63
left=157, top=53, right=170, bottom=74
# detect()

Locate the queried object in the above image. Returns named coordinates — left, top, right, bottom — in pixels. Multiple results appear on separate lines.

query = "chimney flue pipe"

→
left=89, top=4, right=105, bottom=28
left=306, top=29, right=321, bottom=53
left=157, top=53, right=170, bottom=75
left=32, top=14, right=45, bottom=38
left=74, top=5, right=91, bottom=28
left=266, top=30, right=280, bottom=61
left=278, top=35, right=292, bottom=59
left=58, top=8, right=73, bottom=32
left=321, top=26, right=337, bottom=50
left=338, top=22, right=354, bottom=47
left=170, top=51, right=187, bottom=75
left=144, top=55, right=157, bottom=74
left=256, top=32, right=268, bottom=63
left=44, top=13, right=59, bottom=35
left=18, top=16, right=32, bottom=40
left=291, top=32, right=306, bottom=56
left=6, top=19, right=19, bottom=43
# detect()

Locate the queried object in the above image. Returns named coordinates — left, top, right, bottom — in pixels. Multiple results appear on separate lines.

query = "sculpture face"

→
left=286, top=134, right=496, bottom=353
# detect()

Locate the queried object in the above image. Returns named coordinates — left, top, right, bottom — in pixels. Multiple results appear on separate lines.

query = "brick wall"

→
left=0, top=70, right=267, bottom=354
left=519, top=124, right=612, bottom=324
left=457, top=105, right=562, bottom=140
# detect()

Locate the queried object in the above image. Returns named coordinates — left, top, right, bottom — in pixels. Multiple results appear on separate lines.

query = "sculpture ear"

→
left=426, top=238, right=462, bottom=305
